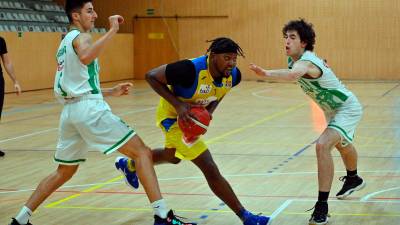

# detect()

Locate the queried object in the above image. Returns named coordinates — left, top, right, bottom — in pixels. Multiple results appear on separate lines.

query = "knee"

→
left=135, top=146, right=153, bottom=160
left=57, top=165, right=78, bottom=181
left=315, top=141, right=331, bottom=155
left=202, top=162, right=222, bottom=179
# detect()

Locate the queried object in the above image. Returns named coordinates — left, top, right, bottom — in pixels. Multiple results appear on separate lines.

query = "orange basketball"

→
left=178, top=106, right=211, bottom=137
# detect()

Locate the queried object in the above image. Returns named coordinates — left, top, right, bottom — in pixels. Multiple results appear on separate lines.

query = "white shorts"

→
left=54, top=95, right=136, bottom=165
left=325, top=95, right=363, bottom=146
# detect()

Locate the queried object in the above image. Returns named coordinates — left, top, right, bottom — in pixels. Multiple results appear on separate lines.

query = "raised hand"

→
left=249, top=63, right=267, bottom=77
left=108, top=15, right=124, bottom=32
left=111, top=82, right=132, bottom=97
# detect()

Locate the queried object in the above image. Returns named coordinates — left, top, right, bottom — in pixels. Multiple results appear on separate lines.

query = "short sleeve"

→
left=165, top=59, right=196, bottom=87
left=232, top=68, right=242, bottom=87
left=0, top=37, right=7, bottom=55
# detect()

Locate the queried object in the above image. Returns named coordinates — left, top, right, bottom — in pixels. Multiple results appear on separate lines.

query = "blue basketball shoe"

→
left=241, top=210, right=271, bottom=225
left=115, top=157, right=139, bottom=189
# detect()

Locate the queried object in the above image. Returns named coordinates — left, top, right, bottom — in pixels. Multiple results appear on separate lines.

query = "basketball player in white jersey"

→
left=249, top=19, right=365, bottom=225
left=9, top=1, right=195, bottom=225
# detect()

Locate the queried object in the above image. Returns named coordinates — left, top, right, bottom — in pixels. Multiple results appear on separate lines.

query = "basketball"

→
left=178, top=106, right=211, bottom=137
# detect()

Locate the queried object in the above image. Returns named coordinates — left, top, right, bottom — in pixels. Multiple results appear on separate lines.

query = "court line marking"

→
left=0, top=107, right=156, bottom=144
left=270, top=199, right=292, bottom=220
left=45, top=203, right=400, bottom=217
left=45, top=205, right=235, bottom=213
left=42, top=103, right=307, bottom=211
left=361, top=186, right=400, bottom=202
left=2, top=87, right=154, bottom=116
left=381, top=82, right=400, bottom=97
left=206, top=103, right=306, bottom=144
left=252, top=89, right=305, bottom=103
left=45, top=176, right=123, bottom=208
left=0, top=128, right=57, bottom=144
left=2, top=170, right=399, bottom=195
left=6, top=85, right=400, bottom=217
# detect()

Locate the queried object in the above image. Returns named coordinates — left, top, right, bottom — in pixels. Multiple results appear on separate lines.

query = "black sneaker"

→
left=336, top=175, right=366, bottom=199
left=154, top=210, right=197, bottom=225
left=0, top=150, right=5, bottom=157
left=9, top=218, right=33, bottom=225
left=308, top=201, right=329, bottom=225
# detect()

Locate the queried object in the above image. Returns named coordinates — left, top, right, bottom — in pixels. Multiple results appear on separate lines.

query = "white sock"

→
left=15, top=206, right=32, bottom=224
left=151, top=199, right=169, bottom=219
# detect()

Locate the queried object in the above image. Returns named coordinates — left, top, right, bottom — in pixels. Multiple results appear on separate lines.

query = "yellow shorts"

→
left=159, top=119, right=208, bottom=160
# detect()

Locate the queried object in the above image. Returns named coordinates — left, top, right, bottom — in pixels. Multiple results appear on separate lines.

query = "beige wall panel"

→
left=0, top=32, right=133, bottom=92
left=15, top=0, right=400, bottom=81
left=93, top=0, right=399, bottom=80
left=93, top=33, right=134, bottom=82
left=1, top=32, right=60, bottom=92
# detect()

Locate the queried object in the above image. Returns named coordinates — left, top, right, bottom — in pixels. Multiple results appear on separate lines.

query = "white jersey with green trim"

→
left=289, top=51, right=355, bottom=112
left=54, top=29, right=101, bottom=103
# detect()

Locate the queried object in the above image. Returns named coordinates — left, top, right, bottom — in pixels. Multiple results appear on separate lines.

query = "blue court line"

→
left=197, top=140, right=317, bottom=222
left=381, top=83, right=400, bottom=97
left=198, top=202, right=226, bottom=220
left=266, top=140, right=316, bottom=174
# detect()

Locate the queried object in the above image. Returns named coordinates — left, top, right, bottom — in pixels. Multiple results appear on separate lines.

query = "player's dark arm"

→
left=206, top=98, right=223, bottom=119
left=145, top=65, right=191, bottom=121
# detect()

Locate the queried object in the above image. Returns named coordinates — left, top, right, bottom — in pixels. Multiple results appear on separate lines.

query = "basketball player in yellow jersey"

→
left=115, top=38, right=271, bottom=225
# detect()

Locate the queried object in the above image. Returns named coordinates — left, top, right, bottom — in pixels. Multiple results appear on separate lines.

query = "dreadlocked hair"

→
left=206, top=37, right=244, bottom=57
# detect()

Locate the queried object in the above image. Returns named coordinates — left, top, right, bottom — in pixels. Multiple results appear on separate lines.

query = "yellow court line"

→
left=48, top=205, right=235, bottom=214
left=45, top=103, right=306, bottom=208
left=45, top=176, right=123, bottom=208
left=48, top=205, right=400, bottom=217
left=206, top=103, right=307, bottom=144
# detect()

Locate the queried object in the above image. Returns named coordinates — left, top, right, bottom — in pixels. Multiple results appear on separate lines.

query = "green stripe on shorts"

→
left=104, top=130, right=135, bottom=154
left=54, top=157, right=86, bottom=164
left=328, top=124, right=353, bottom=142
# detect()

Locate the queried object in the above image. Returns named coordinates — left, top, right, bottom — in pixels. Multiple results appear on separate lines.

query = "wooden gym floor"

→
left=1, top=80, right=399, bottom=225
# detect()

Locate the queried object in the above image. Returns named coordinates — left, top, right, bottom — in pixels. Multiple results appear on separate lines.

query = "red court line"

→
left=2, top=190, right=398, bottom=201
left=0, top=188, right=358, bottom=200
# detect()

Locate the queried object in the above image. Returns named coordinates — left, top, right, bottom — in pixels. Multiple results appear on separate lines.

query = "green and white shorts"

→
left=325, top=96, right=363, bottom=147
left=54, top=95, right=136, bottom=165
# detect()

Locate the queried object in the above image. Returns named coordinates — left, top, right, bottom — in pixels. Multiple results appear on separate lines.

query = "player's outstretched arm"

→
left=249, top=61, right=310, bottom=81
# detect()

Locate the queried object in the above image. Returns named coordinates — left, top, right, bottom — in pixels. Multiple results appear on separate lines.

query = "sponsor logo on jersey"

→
left=199, top=84, right=212, bottom=94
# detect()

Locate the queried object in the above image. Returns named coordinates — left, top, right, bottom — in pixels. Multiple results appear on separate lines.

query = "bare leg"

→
left=118, top=135, right=162, bottom=202
left=315, top=128, right=341, bottom=192
left=152, top=148, right=181, bottom=164
left=191, top=150, right=243, bottom=214
left=336, top=143, right=358, bottom=171
left=26, top=164, right=78, bottom=211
